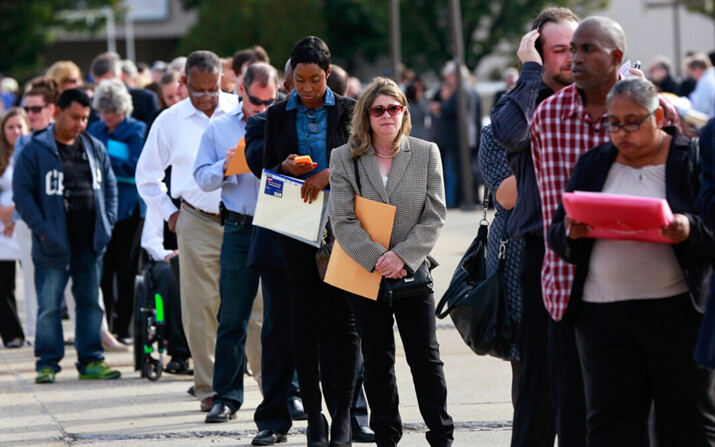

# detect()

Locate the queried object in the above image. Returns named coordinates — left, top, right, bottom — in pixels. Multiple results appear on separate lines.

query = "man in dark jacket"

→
left=13, top=88, right=119, bottom=384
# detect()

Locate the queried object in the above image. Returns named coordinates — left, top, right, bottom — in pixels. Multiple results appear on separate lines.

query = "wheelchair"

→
left=133, top=269, right=167, bottom=381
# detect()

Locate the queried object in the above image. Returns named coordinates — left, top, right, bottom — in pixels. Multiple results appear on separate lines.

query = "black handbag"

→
left=383, top=259, right=434, bottom=303
left=434, top=190, right=514, bottom=360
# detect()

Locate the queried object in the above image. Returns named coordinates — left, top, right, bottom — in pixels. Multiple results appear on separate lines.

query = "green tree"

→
left=0, top=0, right=121, bottom=80
left=178, top=0, right=609, bottom=77
left=177, top=0, right=326, bottom=70
left=681, top=0, right=715, bottom=20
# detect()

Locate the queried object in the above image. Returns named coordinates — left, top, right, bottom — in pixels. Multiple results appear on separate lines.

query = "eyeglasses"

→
left=368, top=104, right=405, bottom=118
left=605, top=110, right=655, bottom=134
left=62, top=78, right=80, bottom=85
left=187, top=82, right=220, bottom=98
left=244, top=90, right=276, bottom=107
left=23, top=105, right=48, bottom=114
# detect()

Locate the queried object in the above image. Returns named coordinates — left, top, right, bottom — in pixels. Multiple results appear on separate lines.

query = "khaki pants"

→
left=176, top=204, right=222, bottom=401
left=246, top=283, right=263, bottom=392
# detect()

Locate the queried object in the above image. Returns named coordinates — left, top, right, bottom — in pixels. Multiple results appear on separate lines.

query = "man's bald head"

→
left=570, top=16, right=626, bottom=93
left=577, top=17, right=626, bottom=54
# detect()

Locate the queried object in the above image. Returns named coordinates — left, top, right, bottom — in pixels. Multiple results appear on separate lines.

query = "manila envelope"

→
left=225, top=138, right=251, bottom=176
left=324, top=196, right=396, bottom=300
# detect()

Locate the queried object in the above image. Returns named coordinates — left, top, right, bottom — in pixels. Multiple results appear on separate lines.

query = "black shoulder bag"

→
left=434, top=189, right=514, bottom=360
left=352, top=159, right=433, bottom=305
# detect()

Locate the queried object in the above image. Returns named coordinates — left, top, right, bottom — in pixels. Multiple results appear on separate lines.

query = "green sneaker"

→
left=78, top=360, right=121, bottom=380
left=36, top=368, right=56, bottom=384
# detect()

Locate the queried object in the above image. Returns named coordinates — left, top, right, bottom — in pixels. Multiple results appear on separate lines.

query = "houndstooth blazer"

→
left=328, top=136, right=446, bottom=274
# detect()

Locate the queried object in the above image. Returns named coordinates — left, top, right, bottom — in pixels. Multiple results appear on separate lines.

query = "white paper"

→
left=252, top=169, right=329, bottom=247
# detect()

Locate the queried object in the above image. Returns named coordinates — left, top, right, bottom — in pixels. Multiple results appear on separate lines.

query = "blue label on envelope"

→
left=265, top=177, right=283, bottom=198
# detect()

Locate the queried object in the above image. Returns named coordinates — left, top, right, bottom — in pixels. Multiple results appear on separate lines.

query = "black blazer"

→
left=263, top=93, right=356, bottom=174
left=548, top=127, right=715, bottom=313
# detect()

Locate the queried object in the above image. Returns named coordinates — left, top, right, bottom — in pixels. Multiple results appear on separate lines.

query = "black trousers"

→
left=320, top=305, right=370, bottom=428
left=511, top=235, right=556, bottom=447
left=349, top=292, right=454, bottom=447
left=147, top=261, right=189, bottom=360
left=0, top=260, right=23, bottom=344
left=101, top=208, right=142, bottom=339
left=548, top=312, right=587, bottom=447
left=280, top=236, right=359, bottom=430
left=255, top=267, right=296, bottom=435
left=576, top=295, right=715, bottom=447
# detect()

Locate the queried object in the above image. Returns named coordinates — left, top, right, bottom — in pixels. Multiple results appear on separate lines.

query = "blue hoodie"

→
left=12, top=124, right=118, bottom=265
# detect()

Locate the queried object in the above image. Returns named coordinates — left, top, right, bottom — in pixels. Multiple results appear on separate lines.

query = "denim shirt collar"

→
left=286, top=87, right=335, bottom=112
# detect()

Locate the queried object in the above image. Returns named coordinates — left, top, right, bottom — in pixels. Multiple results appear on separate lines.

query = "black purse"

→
left=352, top=159, right=434, bottom=304
left=383, top=259, right=433, bottom=303
left=434, top=190, right=514, bottom=360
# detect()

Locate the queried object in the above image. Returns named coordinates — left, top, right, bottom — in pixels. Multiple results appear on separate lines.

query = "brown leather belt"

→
left=181, top=199, right=221, bottom=219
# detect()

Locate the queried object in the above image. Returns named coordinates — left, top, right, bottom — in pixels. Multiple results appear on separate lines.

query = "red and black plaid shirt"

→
left=530, top=83, right=679, bottom=321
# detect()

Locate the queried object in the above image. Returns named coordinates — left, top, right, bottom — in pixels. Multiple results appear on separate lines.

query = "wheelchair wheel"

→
left=144, top=357, right=162, bottom=381
left=133, top=274, right=149, bottom=376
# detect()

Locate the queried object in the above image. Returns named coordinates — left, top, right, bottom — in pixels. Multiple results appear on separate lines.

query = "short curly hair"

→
left=93, top=79, right=133, bottom=116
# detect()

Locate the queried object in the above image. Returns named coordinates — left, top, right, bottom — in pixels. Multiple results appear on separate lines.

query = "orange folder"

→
left=225, top=138, right=251, bottom=176
left=324, top=196, right=396, bottom=300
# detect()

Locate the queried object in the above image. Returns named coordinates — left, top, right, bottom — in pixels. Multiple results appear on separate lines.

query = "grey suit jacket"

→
left=328, top=136, right=446, bottom=273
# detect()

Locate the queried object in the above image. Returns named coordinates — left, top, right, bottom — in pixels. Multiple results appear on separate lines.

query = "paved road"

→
left=0, top=209, right=516, bottom=446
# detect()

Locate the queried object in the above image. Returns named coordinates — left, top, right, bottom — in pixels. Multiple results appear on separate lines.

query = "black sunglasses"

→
left=244, top=91, right=276, bottom=107
left=23, top=105, right=48, bottom=114
left=368, top=104, right=405, bottom=117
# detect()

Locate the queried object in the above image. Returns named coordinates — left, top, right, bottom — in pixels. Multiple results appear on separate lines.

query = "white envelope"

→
left=252, top=169, right=329, bottom=247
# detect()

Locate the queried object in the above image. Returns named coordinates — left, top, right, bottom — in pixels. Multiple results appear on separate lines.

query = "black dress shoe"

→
left=205, top=402, right=236, bottom=423
left=251, top=429, right=287, bottom=446
left=351, top=423, right=375, bottom=443
left=165, top=358, right=193, bottom=375
left=287, top=396, right=307, bottom=421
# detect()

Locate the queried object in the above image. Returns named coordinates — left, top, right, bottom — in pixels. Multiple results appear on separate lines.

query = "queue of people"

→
left=0, top=10, right=713, bottom=447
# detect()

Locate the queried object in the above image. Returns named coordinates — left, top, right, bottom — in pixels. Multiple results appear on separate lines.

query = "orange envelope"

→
left=324, top=196, right=396, bottom=300
left=225, top=138, right=250, bottom=176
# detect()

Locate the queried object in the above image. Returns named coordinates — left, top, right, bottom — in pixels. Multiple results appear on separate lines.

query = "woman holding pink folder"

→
left=329, top=77, right=453, bottom=447
left=548, top=77, right=715, bottom=446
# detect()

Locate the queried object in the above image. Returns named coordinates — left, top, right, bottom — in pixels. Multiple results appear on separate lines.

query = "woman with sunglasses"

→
left=548, top=77, right=715, bottom=445
left=263, top=36, right=359, bottom=447
left=328, top=77, right=453, bottom=447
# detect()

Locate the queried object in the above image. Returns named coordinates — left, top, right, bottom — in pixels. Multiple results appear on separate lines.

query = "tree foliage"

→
left=177, top=0, right=326, bottom=70
left=0, top=0, right=121, bottom=80
left=681, top=0, right=715, bottom=20
left=179, top=0, right=609, bottom=75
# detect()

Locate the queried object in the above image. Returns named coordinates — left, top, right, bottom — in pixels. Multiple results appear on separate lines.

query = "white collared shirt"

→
left=136, top=92, right=239, bottom=220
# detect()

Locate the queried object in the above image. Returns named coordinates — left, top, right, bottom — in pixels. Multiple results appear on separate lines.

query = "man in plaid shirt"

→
left=530, top=16, right=679, bottom=446
left=532, top=16, right=679, bottom=321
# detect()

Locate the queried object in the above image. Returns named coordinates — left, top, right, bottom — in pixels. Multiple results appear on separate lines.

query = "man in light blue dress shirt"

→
left=193, top=62, right=283, bottom=441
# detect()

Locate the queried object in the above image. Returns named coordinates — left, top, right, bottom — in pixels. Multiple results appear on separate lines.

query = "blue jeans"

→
left=213, top=216, right=260, bottom=411
left=34, top=249, right=104, bottom=373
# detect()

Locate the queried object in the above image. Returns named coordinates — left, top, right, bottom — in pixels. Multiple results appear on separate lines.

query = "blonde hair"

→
left=348, top=77, right=411, bottom=159
left=47, top=61, right=82, bottom=87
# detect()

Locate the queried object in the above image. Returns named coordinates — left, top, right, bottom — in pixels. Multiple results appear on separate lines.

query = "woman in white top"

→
left=0, top=108, right=28, bottom=347
left=548, top=77, right=715, bottom=446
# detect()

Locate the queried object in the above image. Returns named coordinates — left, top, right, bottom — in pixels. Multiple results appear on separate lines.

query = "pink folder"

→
left=561, top=191, right=675, bottom=244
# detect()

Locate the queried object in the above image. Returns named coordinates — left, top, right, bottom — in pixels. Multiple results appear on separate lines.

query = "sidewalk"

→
left=0, top=209, right=515, bottom=446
